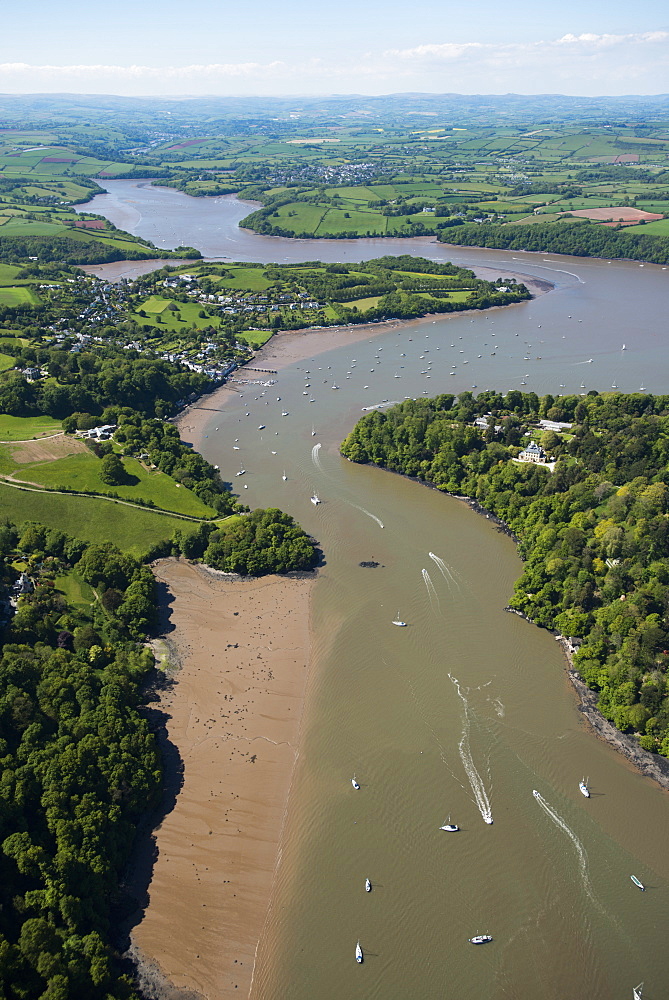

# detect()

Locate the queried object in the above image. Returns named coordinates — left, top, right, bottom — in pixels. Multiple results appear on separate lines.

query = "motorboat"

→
left=392, top=611, right=407, bottom=627
left=365, top=878, right=372, bottom=892
left=532, top=789, right=540, bottom=799
left=469, top=934, right=492, bottom=945
left=630, top=875, right=645, bottom=891
left=355, top=941, right=363, bottom=963
left=351, top=775, right=360, bottom=790
left=579, top=778, right=590, bottom=798
left=310, top=494, right=321, bottom=506
left=440, top=817, right=459, bottom=832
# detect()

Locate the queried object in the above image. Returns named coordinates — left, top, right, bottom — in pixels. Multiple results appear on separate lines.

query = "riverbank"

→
left=130, top=559, right=314, bottom=999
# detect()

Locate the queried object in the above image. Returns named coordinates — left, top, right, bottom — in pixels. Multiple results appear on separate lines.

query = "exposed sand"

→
left=132, top=559, right=314, bottom=999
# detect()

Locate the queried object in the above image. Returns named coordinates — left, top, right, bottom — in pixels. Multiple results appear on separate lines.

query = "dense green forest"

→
left=0, top=524, right=161, bottom=999
left=341, top=390, right=669, bottom=755
left=438, top=221, right=669, bottom=265
left=0, top=341, right=213, bottom=420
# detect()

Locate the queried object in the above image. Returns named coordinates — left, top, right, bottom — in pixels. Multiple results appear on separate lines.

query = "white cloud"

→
left=0, top=31, right=667, bottom=95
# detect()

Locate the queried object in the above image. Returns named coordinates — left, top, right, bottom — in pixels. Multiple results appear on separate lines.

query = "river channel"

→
left=82, top=182, right=668, bottom=999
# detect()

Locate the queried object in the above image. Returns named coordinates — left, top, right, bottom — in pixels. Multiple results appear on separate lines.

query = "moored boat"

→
left=579, top=777, right=590, bottom=798
left=392, top=610, right=407, bottom=626
left=440, top=816, right=459, bottom=832
left=630, top=875, right=645, bottom=891
left=633, top=982, right=643, bottom=1000
left=365, top=878, right=371, bottom=892
left=355, top=941, right=363, bottom=963
left=351, top=775, right=360, bottom=790
left=469, top=934, right=492, bottom=945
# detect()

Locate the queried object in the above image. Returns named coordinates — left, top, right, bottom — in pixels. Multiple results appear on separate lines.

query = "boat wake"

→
left=349, top=502, right=384, bottom=529
left=422, top=568, right=440, bottom=612
left=311, top=443, right=323, bottom=471
left=449, top=674, right=493, bottom=825
left=532, top=790, right=599, bottom=907
left=428, top=552, right=461, bottom=593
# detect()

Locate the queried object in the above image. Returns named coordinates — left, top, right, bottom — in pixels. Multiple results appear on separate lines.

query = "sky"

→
left=0, top=0, right=668, bottom=98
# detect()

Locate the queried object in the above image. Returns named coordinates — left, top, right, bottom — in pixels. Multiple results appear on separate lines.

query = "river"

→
left=81, top=181, right=668, bottom=999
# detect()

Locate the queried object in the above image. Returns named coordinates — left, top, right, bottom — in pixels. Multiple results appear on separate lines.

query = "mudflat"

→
left=132, top=559, right=313, bottom=999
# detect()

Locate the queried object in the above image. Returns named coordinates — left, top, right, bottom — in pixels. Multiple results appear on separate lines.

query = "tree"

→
left=99, top=453, right=125, bottom=486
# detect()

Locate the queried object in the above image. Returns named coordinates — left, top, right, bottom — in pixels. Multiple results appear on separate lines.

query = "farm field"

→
left=0, top=481, right=189, bottom=557
left=0, top=435, right=217, bottom=519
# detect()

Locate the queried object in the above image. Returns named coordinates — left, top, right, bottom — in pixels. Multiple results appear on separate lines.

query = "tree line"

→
left=437, top=221, right=669, bottom=265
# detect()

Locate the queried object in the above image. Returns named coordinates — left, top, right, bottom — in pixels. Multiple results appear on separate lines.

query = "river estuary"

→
left=81, top=181, right=668, bottom=1000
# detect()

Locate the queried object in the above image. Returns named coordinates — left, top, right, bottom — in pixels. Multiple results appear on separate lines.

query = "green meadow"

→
left=0, top=481, right=190, bottom=557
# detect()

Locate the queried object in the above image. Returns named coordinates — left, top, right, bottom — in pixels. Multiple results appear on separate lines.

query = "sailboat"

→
left=282, top=471, right=287, bottom=481
left=310, top=493, right=321, bottom=506
left=365, top=878, right=372, bottom=892
left=235, top=464, right=246, bottom=476
left=392, top=611, right=407, bottom=627
left=440, top=816, right=459, bottom=832
left=633, top=983, right=643, bottom=1000
left=351, top=775, right=360, bottom=790
left=311, top=425, right=316, bottom=436
left=355, top=941, right=363, bottom=963
left=579, top=777, right=590, bottom=798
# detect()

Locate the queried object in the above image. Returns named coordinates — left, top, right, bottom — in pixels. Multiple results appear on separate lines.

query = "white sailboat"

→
left=282, top=471, right=287, bottom=481
left=365, top=878, right=372, bottom=892
left=579, top=777, right=590, bottom=798
left=440, top=816, right=459, bottom=832
left=311, top=425, right=316, bottom=436
left=355, top=941, right=363, bottom=963
left=351, top=775, right=360, bottom=790
left=392, top=611, right=407, bottom=627
left=469, top=934, right=492, bottom=945
left=235, top=464, right=246, bottom=476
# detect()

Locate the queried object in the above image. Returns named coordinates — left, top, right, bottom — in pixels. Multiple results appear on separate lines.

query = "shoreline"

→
left=130, top=559, right=314, bottom=999
left=174, top=278, right=551, bottom=444
left=339, top=455, right=669, bottom=794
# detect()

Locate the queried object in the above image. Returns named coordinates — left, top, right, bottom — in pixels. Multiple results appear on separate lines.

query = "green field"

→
left=1, top=448, right=216, bottom=518
left=54, top=569, right=95, bottom=610
left=0, top=482, right=188, bottom=558
left=0, top=415, right=63, bottom=441
left=0, top=286, right=40, bottom=306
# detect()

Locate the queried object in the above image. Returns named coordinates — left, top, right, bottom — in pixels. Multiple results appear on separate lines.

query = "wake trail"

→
left=428, top=551, right=461, bottom=592
left=311, top=443, right=323, bottom=471
left=422, top=568, right=439, bottom=613
left=532, top=790, right=601, bottom=910
left=349, top=502, right=384, bottom=529
left=449, top=674, right=493, bottom=825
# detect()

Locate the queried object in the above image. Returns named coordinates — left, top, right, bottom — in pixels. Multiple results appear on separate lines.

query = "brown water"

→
left=82, top=181, right=669, bottom=998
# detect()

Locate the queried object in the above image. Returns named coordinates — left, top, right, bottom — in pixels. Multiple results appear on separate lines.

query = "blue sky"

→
left=0, top=0, right=667, bottom=96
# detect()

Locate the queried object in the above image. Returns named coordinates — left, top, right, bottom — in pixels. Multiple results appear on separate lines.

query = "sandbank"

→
left=131, top=559, right=314, bottom=999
